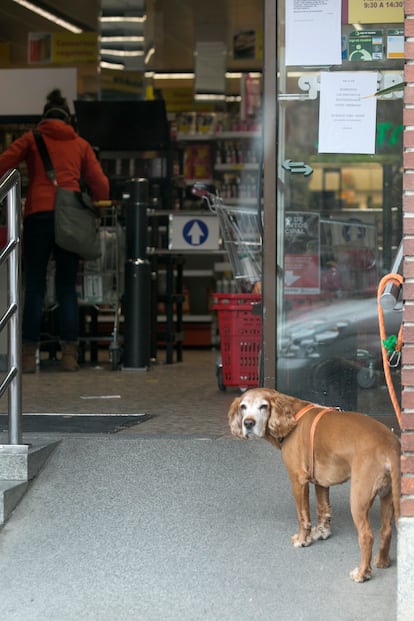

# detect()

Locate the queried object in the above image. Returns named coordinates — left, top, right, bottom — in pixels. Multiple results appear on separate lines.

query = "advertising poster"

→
left=284, top=212, right=320, bottom=295
left=28, top=32, right=98, bottom=65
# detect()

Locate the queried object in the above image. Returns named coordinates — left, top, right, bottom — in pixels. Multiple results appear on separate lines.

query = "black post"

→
left=123, top=178, right=151, bottom=370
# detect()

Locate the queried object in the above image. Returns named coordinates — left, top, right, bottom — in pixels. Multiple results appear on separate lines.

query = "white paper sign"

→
left=285, top=0, right=342, bottom=66
left=318, top=72, right=378, bottom=154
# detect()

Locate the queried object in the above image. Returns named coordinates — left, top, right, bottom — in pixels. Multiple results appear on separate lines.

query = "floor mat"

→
left=0, top=414, right=152, bottom=434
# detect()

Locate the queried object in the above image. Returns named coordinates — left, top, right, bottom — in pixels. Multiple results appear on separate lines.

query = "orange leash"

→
left=377, top=273, right=403, bottom=428
left=294, top=404, right=335, bottom=482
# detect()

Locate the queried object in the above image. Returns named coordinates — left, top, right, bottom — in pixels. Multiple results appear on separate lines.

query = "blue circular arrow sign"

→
left=183, top=219, right=209, bottom=246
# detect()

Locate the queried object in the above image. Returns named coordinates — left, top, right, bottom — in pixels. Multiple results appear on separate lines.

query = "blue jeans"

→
left=22, top=212, right=79, bottom=342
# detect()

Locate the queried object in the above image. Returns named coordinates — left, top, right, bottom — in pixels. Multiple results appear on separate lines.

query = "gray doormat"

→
left=0, top=414, right=152, bottom=434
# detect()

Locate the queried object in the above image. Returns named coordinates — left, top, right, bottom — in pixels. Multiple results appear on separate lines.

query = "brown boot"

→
left=22, top=341, right=38, bottom=373
left=61, top=341, right=79, bottom=372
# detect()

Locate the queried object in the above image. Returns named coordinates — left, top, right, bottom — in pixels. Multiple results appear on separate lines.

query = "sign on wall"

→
left=28, top=32, right=98, bottom=65
left=169, top=214, right=220, bottom=251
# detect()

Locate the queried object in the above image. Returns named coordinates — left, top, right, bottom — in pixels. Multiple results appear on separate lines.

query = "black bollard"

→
left=123, top=178, right=151, bottom=370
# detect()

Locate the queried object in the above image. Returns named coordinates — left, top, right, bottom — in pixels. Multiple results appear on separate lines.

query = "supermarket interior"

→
left=0, top=0, right=404, bottom=420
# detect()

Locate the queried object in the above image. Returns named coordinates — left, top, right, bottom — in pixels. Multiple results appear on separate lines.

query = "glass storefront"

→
left=268, top=1, right=403, bottom=413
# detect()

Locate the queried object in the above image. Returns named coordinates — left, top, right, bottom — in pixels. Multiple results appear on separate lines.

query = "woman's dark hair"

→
left=42, top=89, right=71, bottom=122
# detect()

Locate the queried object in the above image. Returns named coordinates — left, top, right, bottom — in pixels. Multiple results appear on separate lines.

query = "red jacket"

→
left=0, top=119, right=110, bottom=218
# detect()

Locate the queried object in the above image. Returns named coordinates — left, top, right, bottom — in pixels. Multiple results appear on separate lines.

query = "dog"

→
left=228, top=387, right=401, bottom=582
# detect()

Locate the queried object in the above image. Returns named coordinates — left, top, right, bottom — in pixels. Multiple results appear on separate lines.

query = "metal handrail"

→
left=0, top=169, right=22, bottom=445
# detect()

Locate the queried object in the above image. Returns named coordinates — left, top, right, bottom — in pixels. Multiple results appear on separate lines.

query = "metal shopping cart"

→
left=193, top=185, right=262, bottom=293
left=77, top=201, right=125, bottom=369
left=192, top=185, right=262, bottom=390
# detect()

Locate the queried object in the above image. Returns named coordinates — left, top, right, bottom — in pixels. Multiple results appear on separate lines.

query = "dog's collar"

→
left=294, top=403, right=317, bottom=421
left=277, top=403, right=317, bottom=444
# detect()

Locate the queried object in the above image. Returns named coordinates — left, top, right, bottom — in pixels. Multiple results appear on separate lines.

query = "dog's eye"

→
left=240, top=403, right=246, bottom=412
left=259, top=403, right=269, bottom=411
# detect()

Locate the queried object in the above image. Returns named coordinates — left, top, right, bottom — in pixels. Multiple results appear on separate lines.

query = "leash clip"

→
left=388, top=350, right=401, bottom=368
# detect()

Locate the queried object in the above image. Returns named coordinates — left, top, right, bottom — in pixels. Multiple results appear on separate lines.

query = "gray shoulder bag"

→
left=33, top=130, right=101, bottom=261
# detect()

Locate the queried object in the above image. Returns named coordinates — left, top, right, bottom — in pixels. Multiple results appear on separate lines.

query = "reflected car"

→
left=274, top=296, right=402, bottom=410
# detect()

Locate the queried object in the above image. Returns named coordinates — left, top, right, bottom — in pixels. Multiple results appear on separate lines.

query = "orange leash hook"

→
left=377, top=273, right=403, bottom=428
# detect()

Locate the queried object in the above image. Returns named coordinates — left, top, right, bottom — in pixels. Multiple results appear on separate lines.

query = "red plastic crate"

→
left=212, top=293, right=262, bottom=388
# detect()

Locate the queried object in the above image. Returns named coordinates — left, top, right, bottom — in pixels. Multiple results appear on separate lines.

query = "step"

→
left=0, top=480, right=28, bottom=525
left=0, top=441, right=60, bottom=481
left=0, top=440, right=60, bottom=526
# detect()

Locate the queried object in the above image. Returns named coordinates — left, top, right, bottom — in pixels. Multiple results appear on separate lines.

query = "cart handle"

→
left=191, top=183, right=221, bottom=212
left=191, top=183, right=214, bottom=198
left=93, top=200, right=113, bottom=208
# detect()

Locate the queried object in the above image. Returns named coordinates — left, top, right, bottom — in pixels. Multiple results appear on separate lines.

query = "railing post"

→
left=8, top=179, right=22, bottom=444
left=0, top=169, right=22, bottom=445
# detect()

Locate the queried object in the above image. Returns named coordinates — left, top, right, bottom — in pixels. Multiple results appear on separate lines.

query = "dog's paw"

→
left=291, top=533, right=312, bottom=547
left=375, top=555, right=391, bottom=569
left=350, top=567, right=372, bottom=583
left=311, top=525, right=331, bottom=541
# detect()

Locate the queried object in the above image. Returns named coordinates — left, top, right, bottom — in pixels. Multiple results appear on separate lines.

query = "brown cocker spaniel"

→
left=228, top=387, right=400, bottom=583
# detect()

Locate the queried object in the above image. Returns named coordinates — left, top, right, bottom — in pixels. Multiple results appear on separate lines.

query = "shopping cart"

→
left=77, top=201, right=125, bottom=369
left=192, top=185, right=262, bottom=390
left=192, top=184, right=262, bottom=293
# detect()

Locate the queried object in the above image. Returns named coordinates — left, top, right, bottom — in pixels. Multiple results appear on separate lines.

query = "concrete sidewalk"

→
left=0, top=434, right=396, bottom=621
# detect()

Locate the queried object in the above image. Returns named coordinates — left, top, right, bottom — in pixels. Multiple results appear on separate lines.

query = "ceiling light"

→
left=100, top=60, right=124, bottom=71
left=194, top=94, right=226, bottom=102
left=153, top=73, right=195, bottom=80
left=12, top=0, right=82, bottom=33
left=100, top=16, right=147, bottom=24
left=226, top=71, right=262, bottom=79
left=100, top=36, right=145, bottom=43
left=145, top=47, right=155, bottom=64
left=100, top=49, right=144, bottom=57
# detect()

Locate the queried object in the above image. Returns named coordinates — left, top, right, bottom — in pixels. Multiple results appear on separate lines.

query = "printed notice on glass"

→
left=285, top=0, right=342, bottom=66
left=318, top=72, right=378, bottom=154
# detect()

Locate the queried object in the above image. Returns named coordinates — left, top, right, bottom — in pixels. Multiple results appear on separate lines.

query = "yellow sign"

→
left=348, top=0, right=403, bottom=24
left=52, top=33, right=98, bottom=64
left=100, top=69, right=144, bottom=94
left=163, top=87, right=195, bottom=112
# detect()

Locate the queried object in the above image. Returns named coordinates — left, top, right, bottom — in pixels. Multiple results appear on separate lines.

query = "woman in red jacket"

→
left=0, top=89, right=110, bottom=372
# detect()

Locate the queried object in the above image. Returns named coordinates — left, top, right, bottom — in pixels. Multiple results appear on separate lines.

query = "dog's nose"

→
left=244, top=418, right=255, bottom=430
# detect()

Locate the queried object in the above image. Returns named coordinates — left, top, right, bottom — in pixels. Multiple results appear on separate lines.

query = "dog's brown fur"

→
left=228, top=387, right=401, bottom=582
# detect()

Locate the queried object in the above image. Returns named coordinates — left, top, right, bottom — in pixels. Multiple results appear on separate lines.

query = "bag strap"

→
left=32, top=130, right=58, bottom=186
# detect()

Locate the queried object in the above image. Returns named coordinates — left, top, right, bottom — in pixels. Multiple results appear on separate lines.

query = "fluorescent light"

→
left=100, top=60, right=124, bottom=70
left=12, top=0, right=82, bottom=33
left=226, top=71, right=262, bottom=79
left=147, top=71, right=262, bottom=81
left=145, top=47, right=155, bottom=64
left=100, top=49, right=144, bottom=57
left=194, top=94, right=226, bottom=102
left=153, top=72, right=195, bottom=80
left=100, top=36, right=145, bottom=43
left=100, top=16, right=147, bottom=24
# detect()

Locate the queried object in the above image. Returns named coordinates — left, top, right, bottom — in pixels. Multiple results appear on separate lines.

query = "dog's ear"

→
left=267, top=391, right=297, bottom=440
left=228, top=396, right=244, bottom=438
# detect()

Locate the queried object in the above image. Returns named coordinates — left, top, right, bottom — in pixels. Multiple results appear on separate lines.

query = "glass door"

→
left=273, top=1, right=403, bottom=413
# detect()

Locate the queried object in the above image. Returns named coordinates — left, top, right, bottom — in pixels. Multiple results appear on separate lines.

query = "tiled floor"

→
left=1, top=348, right=240, bottom=437
left=1, top=346, right=399, bottom=438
